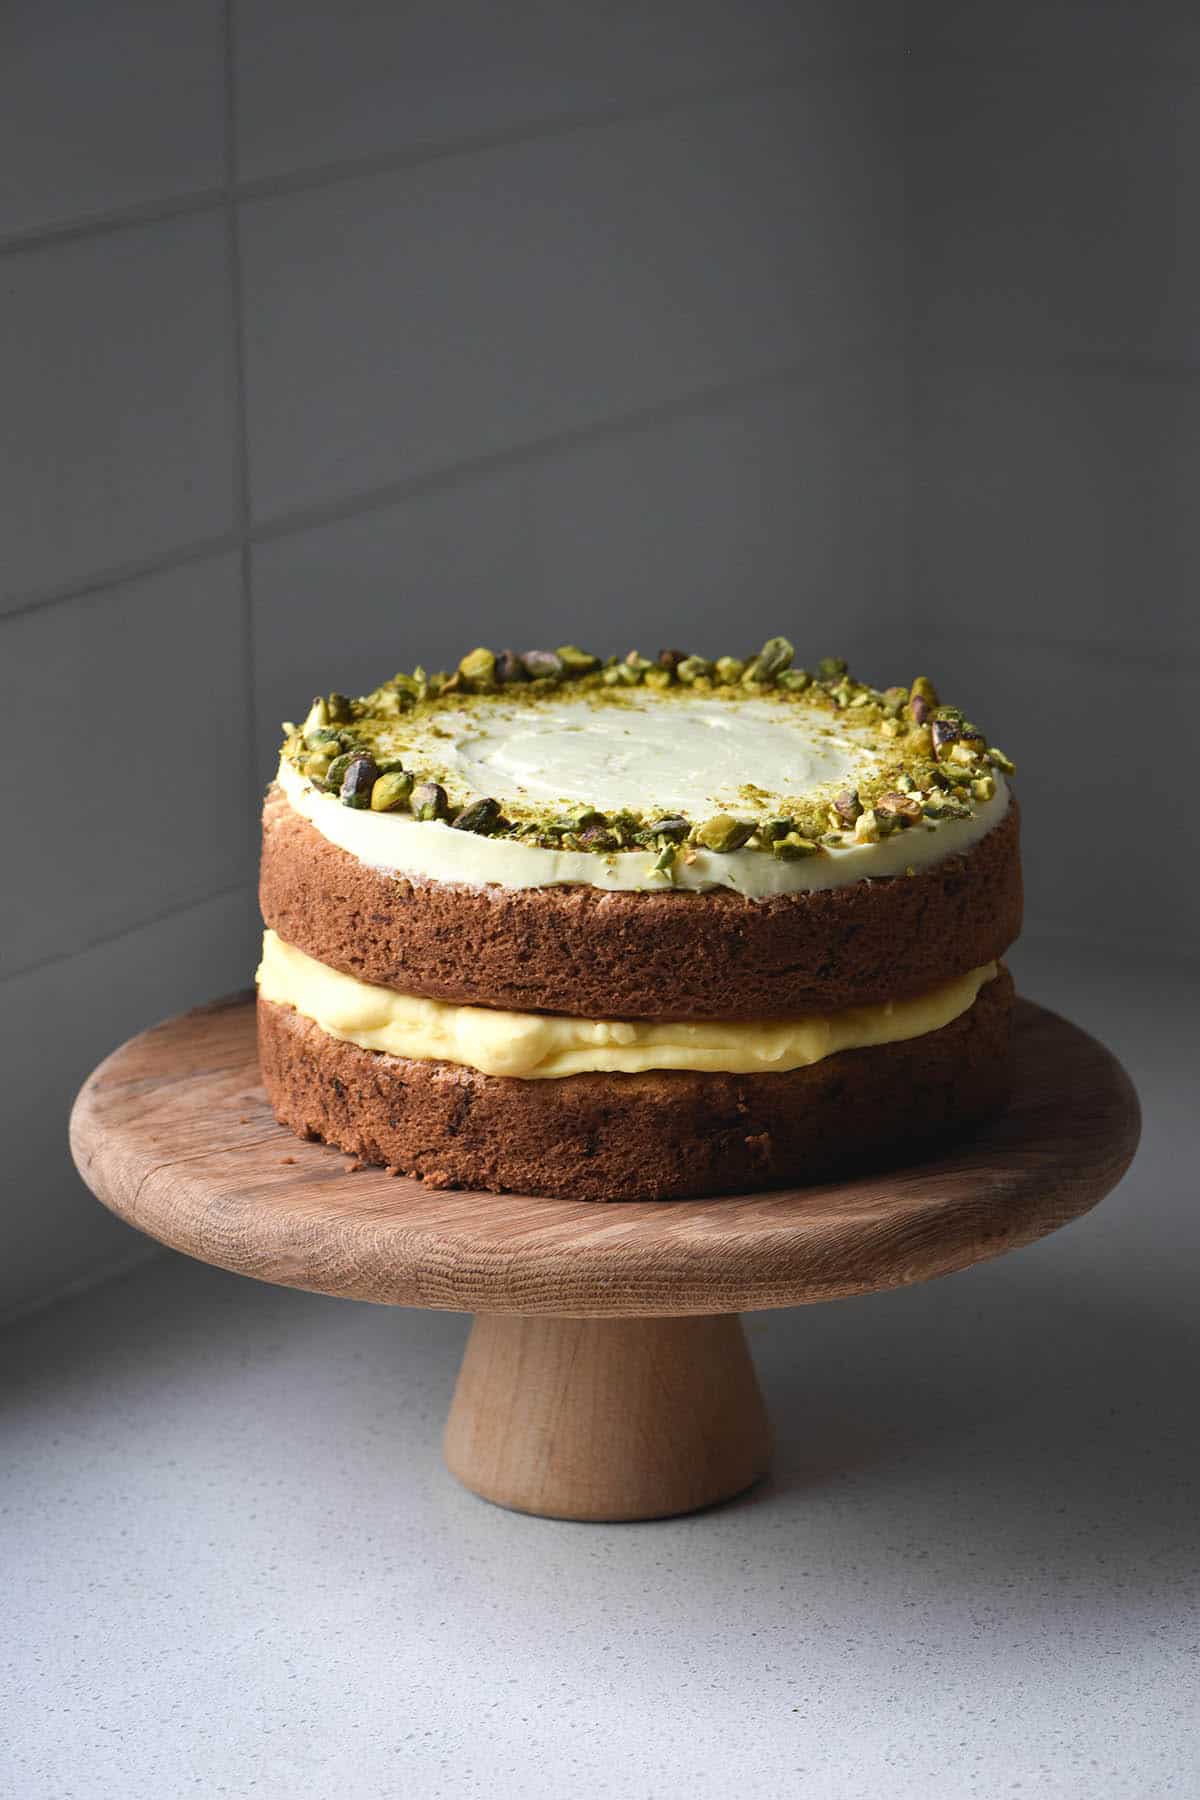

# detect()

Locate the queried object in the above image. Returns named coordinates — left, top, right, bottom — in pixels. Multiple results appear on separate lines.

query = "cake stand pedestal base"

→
left=444, top=1313, right=770, bottom=1521
left=71, top=994, right=1139, bottom=1524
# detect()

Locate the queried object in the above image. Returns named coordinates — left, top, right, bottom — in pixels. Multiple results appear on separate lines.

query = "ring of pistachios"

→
left=279, top=638, right=1015, bottom=870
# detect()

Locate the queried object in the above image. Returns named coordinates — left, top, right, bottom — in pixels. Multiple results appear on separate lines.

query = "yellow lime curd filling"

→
left=257, top=930, right=997, bottom=1081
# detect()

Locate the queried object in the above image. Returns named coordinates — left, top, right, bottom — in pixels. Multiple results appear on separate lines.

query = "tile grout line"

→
left=222, top=0, right=260, bottom=883
left=0, top=63, right=894, bottom=261
left=0, top=880, right=256, bottom=990
left=0, top=350, right=882, bottom=617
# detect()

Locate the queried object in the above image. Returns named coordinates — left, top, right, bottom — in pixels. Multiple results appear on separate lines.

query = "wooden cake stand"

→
left=70, top=994, right=1139, bottom=1522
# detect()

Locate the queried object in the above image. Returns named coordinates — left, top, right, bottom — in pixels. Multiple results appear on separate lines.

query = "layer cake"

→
left=257, top=640, right=1021, bottom=1199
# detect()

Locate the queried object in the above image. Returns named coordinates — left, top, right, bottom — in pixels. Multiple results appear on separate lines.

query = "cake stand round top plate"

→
left=70, top=993, right=1139, bottom=1319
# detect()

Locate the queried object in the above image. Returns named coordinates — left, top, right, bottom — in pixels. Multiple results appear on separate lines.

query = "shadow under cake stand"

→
left=70, top=994, right=1139, bottom=1522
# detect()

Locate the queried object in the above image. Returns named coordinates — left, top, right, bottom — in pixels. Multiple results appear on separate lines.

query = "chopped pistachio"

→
left=326, top=692, right=354, bottom=724
left=854, top=808, right=881, bottom=844
left=777, top=668, right=811, bottom=692
left=817, top=656, right=848, bottom=681
left=494, top=649, right=526, bottom=684
left=548, top=806, right=606, bottom=835
left=657, top=648, right=687, bottom=672
left=988, top=746, right=1016, bottom=774
left=876, top=789, right=922, bottom=826
left=832, top=789, right=863, bottom=828
left=714, top=655, right=745, bottom=684
left=557, top=644, right=599, bottom=676
left=676, top=655, right=713, bottom=684
left=931, top=717, right=960, bottom=758
left=648, top=814, right=689, bottom=843
left=971, top=774, right=996, bottom=803
left=773, top=832, right=820, bottom=859
left=302, top=696, right=330, bottom=736
left=652, top=841, right=678, bottom=877
left=743, top=636, right=794, bottom=685
left=694, top=814, right=756, bottom=852
left=643, top=666, right=673, bottom=690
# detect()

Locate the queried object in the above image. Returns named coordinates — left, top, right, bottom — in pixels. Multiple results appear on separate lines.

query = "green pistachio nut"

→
left=340, top=754, right=379, bottom=809
left=370, top=770, right=414, bottom=812
left=694, top=814, right=756, bottom=853
left=494, top=649, right=526, bottom=684
left=458, top=646, right=496, bottom=688
left=714, top=655, right=745, bottom=684
left=675, top=656, right=713, bottom=685
left=876, top=790, right=922, bottom=827
left=643, top=666, right=673, bottom=690
left=411, top=781, right=450, bottom=821
left=648, top=815, right=689, bottom=843
left=520, top=649, right=564, bottom=681
left=548, top=807, right=606, bottom=835
left=831, top=789, right=862, bottom=828
left=326, top=692, right=354, bottom=724
left=756, top=636, right=795, bottom=678
left=453, top=797, right=502, bottom=834
left=556, top=645, right=599, bottom=676
left=323, top=751, right=356, bottom=793
left=817, top=656, right=848, bottom=682
left=652, top=842, right=678, bottom=877
left=777, top=668, right=811, bottom=692
left=988, top=747, right=1016, bottom=774
left=773, top=832, right=820, bottom=860
left=576, top=823, right=620, bottom=851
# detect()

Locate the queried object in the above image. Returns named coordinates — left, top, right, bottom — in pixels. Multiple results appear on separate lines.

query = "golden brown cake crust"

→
left=257, top=968, right=1014, bottom=1202
left=259, top=784, right=1022, bottom=1020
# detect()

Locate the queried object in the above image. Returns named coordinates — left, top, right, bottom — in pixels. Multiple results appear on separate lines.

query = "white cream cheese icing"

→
left=444, top=694, right=860, bottom=815
left=257, top=929, right=998, bottom=1079
left=276, top=752, right=1009, bottom=896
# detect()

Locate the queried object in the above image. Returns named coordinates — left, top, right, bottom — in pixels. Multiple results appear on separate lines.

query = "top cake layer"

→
left=277, top=639, right=1014, bottom=897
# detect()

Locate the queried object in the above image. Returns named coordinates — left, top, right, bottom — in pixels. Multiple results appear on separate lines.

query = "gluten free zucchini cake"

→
left=257, top=639, right=1021, bottom=1200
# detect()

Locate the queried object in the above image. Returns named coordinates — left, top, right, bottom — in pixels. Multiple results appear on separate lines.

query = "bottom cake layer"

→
left=257, top=968, right=1014, bottom=1201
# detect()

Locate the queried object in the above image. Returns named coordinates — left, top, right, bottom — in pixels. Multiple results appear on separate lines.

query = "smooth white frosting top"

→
left=446, top=694, right=862, bottom=814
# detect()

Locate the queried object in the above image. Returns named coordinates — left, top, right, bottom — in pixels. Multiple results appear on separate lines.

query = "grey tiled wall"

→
left=2, top=3, right=1194, bottom=1316
left=908, top=28, right=1200, bottom=952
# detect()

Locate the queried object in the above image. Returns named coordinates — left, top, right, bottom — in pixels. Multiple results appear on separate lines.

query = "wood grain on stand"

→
left=70, top=993, right=1140, bottom=1319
